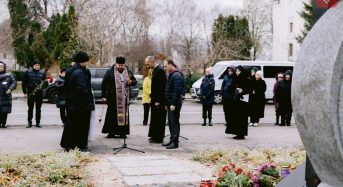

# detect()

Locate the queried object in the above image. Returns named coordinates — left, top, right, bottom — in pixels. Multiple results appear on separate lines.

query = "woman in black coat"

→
left=225, top=66, right=249, bottom=140
left=274, top=70, right=293, bottom=126
left=200, top=67, right=215, bottom=126
left=248, top=70, right=266, bottom=127
left=0, top=61, right=16, bottom=128
left=221, top=66, right=236, bottom=127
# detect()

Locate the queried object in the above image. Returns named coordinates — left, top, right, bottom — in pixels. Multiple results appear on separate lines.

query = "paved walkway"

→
left=109, top=156, right=211, bottom=187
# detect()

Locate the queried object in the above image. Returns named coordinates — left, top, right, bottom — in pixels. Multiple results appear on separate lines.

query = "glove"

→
left=5, top=89, right=11, bottom=94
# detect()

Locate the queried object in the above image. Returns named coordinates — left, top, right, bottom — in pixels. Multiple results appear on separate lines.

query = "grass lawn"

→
left=0, top=150, right=94, bottom=186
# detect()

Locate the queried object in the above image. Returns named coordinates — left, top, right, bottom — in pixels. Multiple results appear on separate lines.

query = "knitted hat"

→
left=73, top=51, right=89, bottom=63
left=32, top=59, right=41, bottom=66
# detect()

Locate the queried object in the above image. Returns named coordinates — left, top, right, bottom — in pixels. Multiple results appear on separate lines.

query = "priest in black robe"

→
left=101, top=56, right=137, bottom=138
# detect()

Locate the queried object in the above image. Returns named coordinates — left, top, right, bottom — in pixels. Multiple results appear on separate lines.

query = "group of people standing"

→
left=198, top=65, right=293, bottom=140
left=142, top=56, right=186, bottom=149
left=0, top=59, right=47, bottom=129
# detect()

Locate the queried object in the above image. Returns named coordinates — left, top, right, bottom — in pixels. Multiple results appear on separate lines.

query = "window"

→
left=263, top=66, right=293, bottom=78
left=94, top=69, right=107, bottom=78
left=289, top=43, right=293, bottom=57
left=290, top=22, right=293, bottom=33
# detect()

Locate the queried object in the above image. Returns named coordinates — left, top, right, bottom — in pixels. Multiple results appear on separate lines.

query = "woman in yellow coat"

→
left=142, top=69, right=153, bottom=126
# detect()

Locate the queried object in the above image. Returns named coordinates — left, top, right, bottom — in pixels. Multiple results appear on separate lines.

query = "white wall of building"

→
left=272, top=0, right=306, bottom=62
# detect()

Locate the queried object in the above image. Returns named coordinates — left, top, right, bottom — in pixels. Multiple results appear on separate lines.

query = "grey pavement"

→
left=109, top=156, right=211, bottom=187
left=8, top=96, right=293, bottom=126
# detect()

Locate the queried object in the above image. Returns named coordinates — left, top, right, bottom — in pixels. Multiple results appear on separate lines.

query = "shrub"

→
left=11, top=71, right=26, bottom=82
left=186, top=73, right=202, bottom=92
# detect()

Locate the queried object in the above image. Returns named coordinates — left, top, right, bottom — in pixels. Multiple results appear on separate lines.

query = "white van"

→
left=190, top=61, right=295, bottom=104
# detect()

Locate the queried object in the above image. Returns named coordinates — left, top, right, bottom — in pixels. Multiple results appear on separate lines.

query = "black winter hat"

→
left=73, top=51, right=89, bottom=63
left=32, top=59, right=41, bottom=66
left=116, top=56, right=126, bottom=64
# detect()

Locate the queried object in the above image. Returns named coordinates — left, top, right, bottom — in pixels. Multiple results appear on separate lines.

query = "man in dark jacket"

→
left=22, top=59, right=47, bottom=128
left=60, top=52, right=94, bottom=152
left=101, top=56, right=137, bottom=138
left=163, top=59, right=186, bottom=149
left=147, top=56, right=167, bottom=144
left=200, top=67, right=215, bottom=126
left=0, top=61, right=16, bottom=128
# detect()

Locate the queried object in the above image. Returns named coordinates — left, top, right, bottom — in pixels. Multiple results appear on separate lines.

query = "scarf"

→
left=114, top=67, right=129, bottom=126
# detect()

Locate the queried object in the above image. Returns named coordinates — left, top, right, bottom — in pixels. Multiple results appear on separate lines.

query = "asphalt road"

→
left=7, top=99, right=294, bottom=126
left=1, top=99, right=302, bottom=154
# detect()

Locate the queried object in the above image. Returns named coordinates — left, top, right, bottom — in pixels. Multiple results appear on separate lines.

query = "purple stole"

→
left=114, top=68, right=129, bottom=126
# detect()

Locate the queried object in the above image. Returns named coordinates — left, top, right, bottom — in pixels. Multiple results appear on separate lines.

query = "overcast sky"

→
left=195, top=0, right=244, bottom=9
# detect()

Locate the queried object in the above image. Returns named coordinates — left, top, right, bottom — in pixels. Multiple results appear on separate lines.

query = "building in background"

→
left=272, top=0, right=305, bottom=62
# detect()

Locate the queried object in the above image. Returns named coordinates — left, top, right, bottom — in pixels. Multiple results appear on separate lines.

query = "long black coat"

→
left=274, top=79, right=292, bottom=114
left=200, top=74, right=215, bottom=105
left=65, top=64, right=94, bottom=112
left=148, top=64, right=167, bottom=141
left=150, top=64, right=167, bottom=105
left=101, top=65, right=137, bottom=135
left=248, top=79, right=266, bottom=118
left=0, top=73, right=16, bottom=113
left=61, top=63, right=94, bottom=149
left=225, top=73, right=249, bottom=137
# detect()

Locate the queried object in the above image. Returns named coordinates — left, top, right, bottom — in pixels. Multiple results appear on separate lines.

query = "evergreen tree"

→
left=51, top=6, right=81, bottom=67
left=212, top=15, right=253, bottom=60
left=8, top=0, right=33, bottom=67
left=296, top=1, right=313, bottom=43
left=31, top=33, right=50, bottom=68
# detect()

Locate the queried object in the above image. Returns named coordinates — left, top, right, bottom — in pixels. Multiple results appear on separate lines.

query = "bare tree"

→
left=0, top=19, right=13, bottom=55
left=242, top=3, right=272, bottom=60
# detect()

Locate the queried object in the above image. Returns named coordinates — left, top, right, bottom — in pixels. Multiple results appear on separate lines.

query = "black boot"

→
left=2, top=124, right=6, bottom=128
left=166, top=142, right=178, bottom=149
left=286, top=115, right=291, bottom=126
left=279, top=116, right=285, bottom=126
left=36, top=123, right=42, bottom=128
left=202, top=118, right=206, bottom=126
left=209, top=119, right=212, bottom=126
left=26, top=122, right=32, bottom=128
left=274, top=115, right=280, bottom=125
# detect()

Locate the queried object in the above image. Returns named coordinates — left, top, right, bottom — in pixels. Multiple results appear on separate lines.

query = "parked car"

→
left=191, top=60, right=295, bottom=104
left=44, top=67, right=140, bottom=103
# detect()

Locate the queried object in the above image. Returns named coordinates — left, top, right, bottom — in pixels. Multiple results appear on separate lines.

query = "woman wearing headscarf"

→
left=274, top=70, right=293, bottom=126
left=225, top=66, right=249, bottom=140
left=273, top=73, right=284, bottom=125
left=0, top=61, right=16, bottom=128
left=221, top=66, right=236, bottom=127
left=248, top=70, right=266, bottom=127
